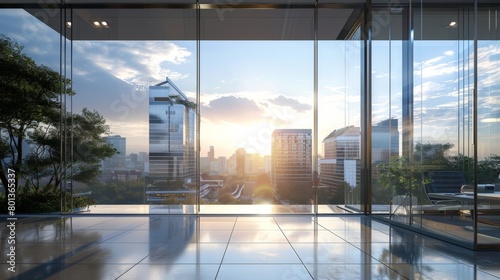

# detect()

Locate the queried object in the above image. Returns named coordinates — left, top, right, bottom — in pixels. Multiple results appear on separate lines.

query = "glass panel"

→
left=68, top=7, right=197, bottom=214
left=318, top=8, right=363, bottom=214
left=0, top=8, right=65, bottom=213
left=411, top=4, right=476, bottom=247
left=199, top=7, right=314, bottom=214
left=371, top=7, right=404, bottom=218
left=476, top=4, right=500, bottom=247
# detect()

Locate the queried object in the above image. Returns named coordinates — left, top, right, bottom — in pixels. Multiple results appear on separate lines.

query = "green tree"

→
left=0, top=34, right=74, bottom=192
left=25, top=108, right=115, bottom=190
left=0, top=35, right=115, bottom=212
left=448, top=154, right=500, bottom=184
left=414, top=142, right=454, bottom=170
left=88, top=180, right=145, bottom=204
left=279, top=181, right=312, bottom=204
left=478, top=155, right=500, bottom=184
left=253, top=173, right=275, bottom=203
left=377, top=156, right=431, bottom=196
left=447, top=154, right=475, bottom=184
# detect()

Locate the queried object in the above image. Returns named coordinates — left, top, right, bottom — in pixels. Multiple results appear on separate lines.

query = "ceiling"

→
left=24, top=6, right=359, bottom=40
left=17, top=1, right=500, bottom=41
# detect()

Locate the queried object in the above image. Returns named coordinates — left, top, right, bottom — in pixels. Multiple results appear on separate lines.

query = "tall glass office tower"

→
left=102, top=135, right=126, bottom=171
left=149, top=78, right=196, bottom=186
left=271, top=129, right=313, bottom=204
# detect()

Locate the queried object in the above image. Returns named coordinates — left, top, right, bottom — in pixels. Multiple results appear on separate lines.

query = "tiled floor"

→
left=2, top=215, right=500, bottom=279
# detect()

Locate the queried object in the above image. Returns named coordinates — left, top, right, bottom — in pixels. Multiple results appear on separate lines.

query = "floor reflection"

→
left=1, top=215, right=500, bottom=279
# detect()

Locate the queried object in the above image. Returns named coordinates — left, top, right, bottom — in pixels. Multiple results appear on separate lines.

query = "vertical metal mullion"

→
left=473, top=0, right=478, bottom=250
left=196, top=0, right=201, bottom=214
left=59, top=2, right=65, bottom=214
left=313, top=0, right=318, bottom=215
left=69, top=6, right=74, bottom=212
left=361, top=0, right=372, bottom=215
left=402, top=3, right=414, bottom=224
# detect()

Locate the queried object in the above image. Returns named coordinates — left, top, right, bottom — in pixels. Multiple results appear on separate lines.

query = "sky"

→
left=1, top=8, right=499, bottom=159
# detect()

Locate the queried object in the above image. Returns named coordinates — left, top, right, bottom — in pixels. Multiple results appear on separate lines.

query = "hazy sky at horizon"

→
left=1, top=8, right=499, bottom=159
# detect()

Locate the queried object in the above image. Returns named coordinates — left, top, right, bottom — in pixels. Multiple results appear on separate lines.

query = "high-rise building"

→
left=372, top=118, right=399, bottom=163
left=319, top=126, right=360, bottom=195
left=102, top=135, right=126, bottom=171
left=149, top=78, right=196, bottom=184
left=216, top=156, right=227, bottom=175
left=271, top=129, right=312, bottom=202
left=235, top=147, right=246, bottom=175
left=245, top=153, right=264, bottom=174
left=208, top=146, right=215, bottom=162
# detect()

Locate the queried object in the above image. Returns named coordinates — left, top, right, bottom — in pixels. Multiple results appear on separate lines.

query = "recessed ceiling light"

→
left=91, top=20, right=110, bottom=28
left=449, top=21, right=457, bottom=27
left=66, top=21, right=72, bottom=28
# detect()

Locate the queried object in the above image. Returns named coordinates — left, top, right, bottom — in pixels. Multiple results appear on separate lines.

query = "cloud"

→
left=268, top=95, right=311, bottom=112
left=75, top=41, right=191, bottom=86
left=201, top=96, right=264, bottom=123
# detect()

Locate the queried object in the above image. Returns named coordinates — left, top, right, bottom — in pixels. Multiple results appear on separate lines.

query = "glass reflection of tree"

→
left=376, top=228, right=432, bottom=279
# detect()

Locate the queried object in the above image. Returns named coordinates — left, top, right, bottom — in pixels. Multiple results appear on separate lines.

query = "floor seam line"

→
left=214, top=216, right=238, bottom=279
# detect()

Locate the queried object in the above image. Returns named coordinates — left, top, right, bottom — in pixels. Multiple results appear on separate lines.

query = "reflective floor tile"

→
left=233, top=221, right=280, bottom=231
left=77, top=217, right=149, bottom=230
left=217, top=264, right=312, bottom=280
left=118, top=264, right=220, bottom=280
left=197, top=222, right=236, bottom=231
left=2, top=215, right=500, bottom=280
left=230, top=230, right=288, bottom=243
left=331, top=229, right=391, bottom=243
left=64, top=242, right=164, bottom=264
left=282, top=230, right=344, bottom=243
left=184, top=230, right=233, bottom=243
left=388, top=263, right=500, bottom=280
left=28, top=264, right=132, bottom=280
left=274, top=217, right=318, bottom=230
left=5, top=242, right=96, bottom=264
left=292, top=243, right=377, bottom=264
left=0, top=264, right=42, bottom=280
left=223, top=243, right=302, bottom=264
left=142, top=242, right=227, bottom=264
left=105, top=229, right=174, bottom=243
left=305, top=263, right=405, bottom=280
left=315, top=217, right=354, bottom=230
left=351, top=242, right=458, bottom=265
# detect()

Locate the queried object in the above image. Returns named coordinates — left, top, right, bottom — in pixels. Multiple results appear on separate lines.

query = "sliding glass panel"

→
left=68, top=6, right=197, bottom=214
left=476, top=4, right=500, bottom=248
left=199, top=6, right=315, bottom=214
left=409, top=4, right=477, bottom=246
left=371, top=6, right=404, bottom=218
left=318, top=7, right=363, bottom=214
left=0, top=7, right=66, bottom=214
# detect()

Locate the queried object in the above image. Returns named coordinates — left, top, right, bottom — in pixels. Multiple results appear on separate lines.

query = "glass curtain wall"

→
left=373, top=0, right=500, bottom=249
left=317, top=7, right=363, bottom=214
left=68, top=5, right=198, bottom=214
left=475, top=2, right=500, bottom=248
left=198, top=4, right=315, bottom=214
left=0, top=5, right=69, bottom=213
left=1, top=1, right=366, bottom=215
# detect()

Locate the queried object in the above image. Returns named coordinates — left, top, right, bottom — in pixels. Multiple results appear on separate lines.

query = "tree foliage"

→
left=0, top=35, right=115, bottom=212
left=414, top=142, right=454, bottom=169
left=24, top=108, right=116, bottom=190
left=0, top=34, right=74, bottom=191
